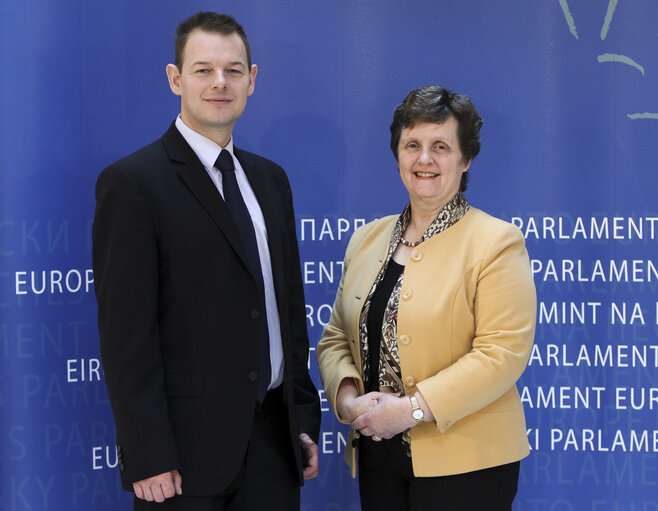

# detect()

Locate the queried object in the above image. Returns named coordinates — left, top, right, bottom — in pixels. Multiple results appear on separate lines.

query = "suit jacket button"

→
left=248, top=371, right=258, bottom=381
left=411, top=250, right=423, bottom=261
left=404, top=376, right=416, bottom=387
left=119, top=463, right=125, bottom=471
left=250, top=309, right=260, bottom=319
left=401, top=289, right=413, bottom=300
left=399, top=334, right=411, bottom=345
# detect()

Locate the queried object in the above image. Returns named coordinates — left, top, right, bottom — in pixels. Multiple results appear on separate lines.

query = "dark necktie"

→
left=215, top=149, right=271, bottom=402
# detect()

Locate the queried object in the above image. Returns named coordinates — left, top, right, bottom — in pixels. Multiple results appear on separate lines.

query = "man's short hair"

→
left=175, top=12, right=251, bottom=69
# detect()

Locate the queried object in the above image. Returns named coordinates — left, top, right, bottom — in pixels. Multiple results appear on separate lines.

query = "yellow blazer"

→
left=316, top=207, right=537, bottom=477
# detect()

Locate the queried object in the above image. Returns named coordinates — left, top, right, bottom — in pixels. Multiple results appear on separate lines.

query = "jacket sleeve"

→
left=416, top=224, right=537, bottom=432
left=316, top=228, right=367, bottom=424
left=92, top=164, right=179, bottom=487
left=280, top=175, right=322, bottom=443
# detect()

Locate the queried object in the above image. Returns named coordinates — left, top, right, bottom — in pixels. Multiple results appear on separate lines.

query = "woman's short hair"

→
left=390, top=85, right=483, bottom=192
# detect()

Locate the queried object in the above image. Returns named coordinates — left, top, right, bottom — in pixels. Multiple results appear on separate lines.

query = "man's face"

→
left=166, top=29, right=257, bottom=144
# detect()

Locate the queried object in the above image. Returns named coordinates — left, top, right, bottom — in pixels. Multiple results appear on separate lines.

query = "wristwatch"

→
left=409, top=395, right=424, bottom=425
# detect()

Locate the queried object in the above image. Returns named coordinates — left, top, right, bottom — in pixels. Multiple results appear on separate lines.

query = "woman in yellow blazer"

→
left=316, top=85, right=536, bottom=510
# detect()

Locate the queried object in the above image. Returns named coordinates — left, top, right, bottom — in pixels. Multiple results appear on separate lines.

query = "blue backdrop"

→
left=1, top=1, right=657, bottom=509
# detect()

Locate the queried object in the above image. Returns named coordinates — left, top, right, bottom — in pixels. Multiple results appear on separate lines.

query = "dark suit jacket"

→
left=92, top=123, right=320, bottom=494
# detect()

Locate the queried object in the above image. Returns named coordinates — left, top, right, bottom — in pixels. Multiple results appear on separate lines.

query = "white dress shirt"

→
left=175, top=116, right=284, bottom=389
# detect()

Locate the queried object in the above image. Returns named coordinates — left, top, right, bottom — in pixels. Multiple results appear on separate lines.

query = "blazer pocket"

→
left=164, top=372, right=204, bottom=397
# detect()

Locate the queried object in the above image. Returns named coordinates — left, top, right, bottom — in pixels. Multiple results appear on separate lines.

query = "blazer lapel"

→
left=235, top=148, right=286, bottom=300
left=161, top=124, right=252, bottom=273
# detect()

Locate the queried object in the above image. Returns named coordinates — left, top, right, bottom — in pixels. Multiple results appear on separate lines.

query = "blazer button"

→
left=401, top=289, right=413, bottom=300
left=404, top=376, right=416, bottom=387
left=399, top=334, right=411, bottom=345
left=250, top=309, right=260, bottom=319
left=248, top=371, right=258, bottom=381
left=411, top=250, right=423, bottom=262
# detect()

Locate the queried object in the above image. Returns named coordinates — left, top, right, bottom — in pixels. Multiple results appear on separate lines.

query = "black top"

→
left=366, top=259, right=404, bottom=393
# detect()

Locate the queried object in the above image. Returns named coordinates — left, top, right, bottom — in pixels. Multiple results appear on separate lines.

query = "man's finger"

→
left=299, top=433, right=320, bottom=479
left=152, top=483, right=167, bottom=503
left=173, top=471, right=183, bottom=495
left=161, top=478, right=176, bottom=499
left=303, top=461, right=319, bottom=479
left=133, top=483, right=145, bottom=500
left=142, top=485, right=155, bottom=502
left=305, top=452, right=319, bottom=479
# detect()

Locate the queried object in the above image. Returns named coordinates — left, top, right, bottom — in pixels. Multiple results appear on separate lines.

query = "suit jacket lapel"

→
left=235, top=148, right=286, bottom=302
left=161, top=124, right=252, bottom=274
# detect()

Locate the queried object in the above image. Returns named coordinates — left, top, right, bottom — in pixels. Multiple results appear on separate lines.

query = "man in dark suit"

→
left=92, top=12, right=320, bottom=510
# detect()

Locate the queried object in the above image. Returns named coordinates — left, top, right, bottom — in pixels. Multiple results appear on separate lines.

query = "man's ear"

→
left=247, top=64, right=258, bottom=96
left=166, top=63, right=182, bottom=96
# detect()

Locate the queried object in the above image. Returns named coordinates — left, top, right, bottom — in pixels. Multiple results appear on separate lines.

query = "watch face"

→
left=412, top=409, right=424, bottom=421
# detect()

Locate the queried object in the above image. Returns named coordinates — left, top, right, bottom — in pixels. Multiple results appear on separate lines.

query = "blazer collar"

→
left=161, top=123, right=285, bottom=289
left=161, top=123, right=253, bottom=278
left=234, top=146, right=287, bottom=300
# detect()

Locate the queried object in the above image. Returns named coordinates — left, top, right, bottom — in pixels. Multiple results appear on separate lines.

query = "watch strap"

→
left=409, top=395, right=424, bottom=424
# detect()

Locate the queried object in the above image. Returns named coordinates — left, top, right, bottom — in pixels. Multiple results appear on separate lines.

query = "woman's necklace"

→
left=401, top=211, right=430, bottom=247
left=399, top=235, right=423, bottom=247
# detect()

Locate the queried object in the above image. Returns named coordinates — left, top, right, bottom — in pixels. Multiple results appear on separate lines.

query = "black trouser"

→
left=358, top=434, right=520, bottom=511
left=134, top=388, right=299, bottom=511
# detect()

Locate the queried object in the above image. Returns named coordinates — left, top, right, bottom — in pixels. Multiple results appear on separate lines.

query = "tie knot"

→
left=215, top=149, right=235, bottom=173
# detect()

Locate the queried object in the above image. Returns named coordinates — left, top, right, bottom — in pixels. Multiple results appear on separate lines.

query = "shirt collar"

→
left=175, top=115, right=235, bottom=171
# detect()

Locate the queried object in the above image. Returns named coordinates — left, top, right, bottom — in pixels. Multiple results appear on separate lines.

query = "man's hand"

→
left=299, top=433, right=319, bottom=479
left=133, top=470, right=182, bottom=502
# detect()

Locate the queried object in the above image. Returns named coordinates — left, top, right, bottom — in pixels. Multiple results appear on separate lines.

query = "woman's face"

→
left=397, top=118, right=471, bottom=211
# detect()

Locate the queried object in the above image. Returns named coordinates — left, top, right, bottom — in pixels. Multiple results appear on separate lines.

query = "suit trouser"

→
left=133, top=387, right=300, bottom=511
left=358, top=433, right=520, bottom=511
